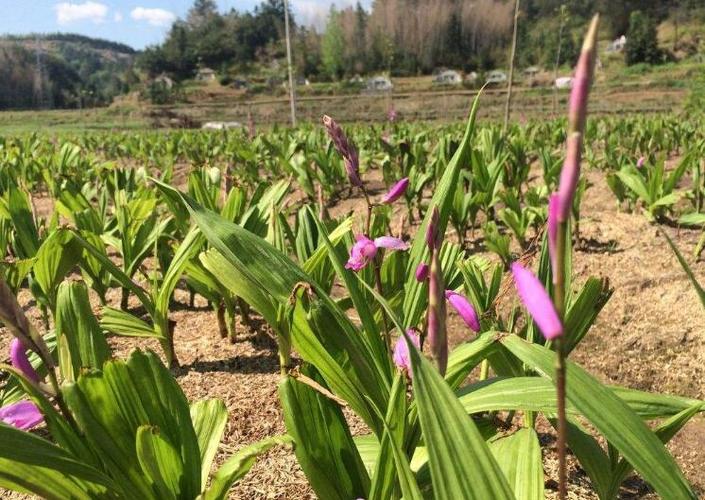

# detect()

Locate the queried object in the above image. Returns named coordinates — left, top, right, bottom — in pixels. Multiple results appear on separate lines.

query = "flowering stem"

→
left=554, top=220, right=568, bottom=500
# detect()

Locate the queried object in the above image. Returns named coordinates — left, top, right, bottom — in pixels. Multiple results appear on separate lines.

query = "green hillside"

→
left=0, top=33, right=137, bottom=110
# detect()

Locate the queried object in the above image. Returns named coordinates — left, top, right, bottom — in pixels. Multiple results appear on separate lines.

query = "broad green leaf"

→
left=0, top=423, right=119, bottom=500
left=55, top=282, right=111, bottom=382
left=100, top=306, right=158, bottom=338
left=501, top=334, right=696, bottom=499
left=403, top=93, right=482, bottom=327
left=136, top=425, right=185, bottom=499
left=408, top=333, right=514, bottom=499
left=489, top=428, right=544, bottom=500
left=190, top=399, right=228, bottom=487
left=279, top=372, right=370, bottom=500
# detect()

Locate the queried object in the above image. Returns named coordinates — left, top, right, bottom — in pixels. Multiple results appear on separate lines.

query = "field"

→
left=2, top=33, right=705, bottom=498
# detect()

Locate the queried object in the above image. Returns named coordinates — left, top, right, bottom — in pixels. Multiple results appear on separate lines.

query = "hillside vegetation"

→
left=0, top=34, right=137, bottom=110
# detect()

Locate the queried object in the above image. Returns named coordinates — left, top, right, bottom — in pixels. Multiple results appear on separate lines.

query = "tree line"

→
left=138, top=0, right=704, bottom=82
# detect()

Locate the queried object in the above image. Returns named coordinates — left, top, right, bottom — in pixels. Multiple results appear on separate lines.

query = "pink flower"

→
left=393, top=328, right=420, bottom=375
left=10, top=338, right=39, bottom=383
left=445, top=291, right=480, bottom=332
left=548, top=193, right=560, bottom=281
left=415, top=262, right=429, bottom=282
left=388, top=107, right=398, bottom=122
left=381, top=177, right=409, bottom=204
left=345, top=235, right=409, bottom=272
left=511, top=263, right=563, bottom=340
left=636, top=156, right=645, bottom=169
left=322, top=115, right=363, bottom=188
left=0, top=401, right=44, bottom=430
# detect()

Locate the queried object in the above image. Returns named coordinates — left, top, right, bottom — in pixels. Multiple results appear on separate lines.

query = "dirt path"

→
left=2, top=165, right=705, bottom=499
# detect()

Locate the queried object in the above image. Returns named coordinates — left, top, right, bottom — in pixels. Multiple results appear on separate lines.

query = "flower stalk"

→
left=552, top=14, right=599, bottom=500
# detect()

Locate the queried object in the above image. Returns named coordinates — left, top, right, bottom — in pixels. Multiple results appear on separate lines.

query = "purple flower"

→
left=322, top=115, right=363, bottom=188
left=511, top=262, right=563, bottom=340
left=636, top=156, right=645, bottom=169
left=0, top=401, right=43, bottom=430
left=393, top=328, right=420, bottom=375
left=415, top=262, right=429, bottom=282
left=10, top=338, right=39, bottom=383
left=445, top=291, right=480, bottom=332
left=381, top=177, right=409, bottom=204
left=548, top=193, right=560, bottom=281
left=345, top=235, right=409, bottom=272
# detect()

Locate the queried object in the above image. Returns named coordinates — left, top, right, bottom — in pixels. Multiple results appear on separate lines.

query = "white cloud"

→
left=55, top=1, right=108, bottom=25
left=130, top=7, right=176, bottom=27
left=114, top=11, right=123, bottom=22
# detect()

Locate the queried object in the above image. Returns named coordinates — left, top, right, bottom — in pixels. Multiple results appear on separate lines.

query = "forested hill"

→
left=0, top=34, right=138, bottom=110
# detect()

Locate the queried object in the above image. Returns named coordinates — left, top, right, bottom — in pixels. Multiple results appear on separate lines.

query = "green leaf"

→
left=489, top=428, right=544, bottom=500
left=0, top=423, right=119, bottom=500
left=661, top=229, right=705, bottom=310
left=55, top=282, right=111, bottom=382
left=445, top=332, right=500, bottom=390
left=279, top=372, right=370, bottom=500
left=100, top=306, right=158, bottom=338
left=33, top=229, right=82, bottom=310
left=500, top=334, right=696, bottom=499
left=408, top=334, right=514, bottom=499
left=136, top=425, right=185, bottom=499
left=190, top=399, right=228, bottom=487
left=402, top=93, right=482, bottom=327
left=203, top=434, right=293, bottom=500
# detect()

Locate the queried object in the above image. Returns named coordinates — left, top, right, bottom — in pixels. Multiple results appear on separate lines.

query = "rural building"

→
left=555, top=76, right=573, bottom=89
left=486, top=70, right=507, bottom=84
left=433, top=70, right=462, bottom=85
left=196, top=67, right=217, bottom=82
left=606, top=35, right=627, bottom=53
left=366, top=76, right=393, bottom=92
left=153, top=74, right=174, bottom=89
left=465, top=71, right=479, bottom=84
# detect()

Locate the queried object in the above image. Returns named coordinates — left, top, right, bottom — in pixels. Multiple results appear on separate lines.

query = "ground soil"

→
left=2, top=163, right=705, bottom=499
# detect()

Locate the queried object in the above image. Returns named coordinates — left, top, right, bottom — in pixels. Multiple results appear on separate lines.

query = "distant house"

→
left=202, top=121, right=242, bottom=130
left=196, top=67, right=217, bottom=82
left=524, top=66, right=540, bottom=86
left=606, top=35, right=627, bottom=53
left=486, top=70, right=508, bottom=84
left=366, top=76, right=393, bottom=92
left=554, top=76, right=573, bottom=89
left=153, top=74, right=174, bottom=89
left=465, top=71, right=479, bottom=84
left=433, top=70, right=462, bottom=85
left=524, top=66, right=540, bottom=78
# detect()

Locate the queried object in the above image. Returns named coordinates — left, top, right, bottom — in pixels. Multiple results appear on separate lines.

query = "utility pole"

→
left=283, top=0, right=297, bottom=127
left=552, top=5, right=567, bottom=116
left=34, top=36, right=50, bottom=109
left=503, top=0, right=520, bottom=133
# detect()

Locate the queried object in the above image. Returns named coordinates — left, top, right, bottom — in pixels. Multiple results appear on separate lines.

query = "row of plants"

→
left=0, top=15, right=704, bottom=499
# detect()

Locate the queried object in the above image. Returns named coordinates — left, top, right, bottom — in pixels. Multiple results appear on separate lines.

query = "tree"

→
left=625, top=10, right=662, bottom=65
left=322, top=7, right=345, bottom=79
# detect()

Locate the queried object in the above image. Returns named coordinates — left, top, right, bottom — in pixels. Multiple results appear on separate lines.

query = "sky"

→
left=0, top=0, right=371, bottom=50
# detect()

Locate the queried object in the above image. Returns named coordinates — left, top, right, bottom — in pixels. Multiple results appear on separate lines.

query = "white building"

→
left=366, top=76, right=393, bottom=92
left=433, top=70, right=463, bottom=85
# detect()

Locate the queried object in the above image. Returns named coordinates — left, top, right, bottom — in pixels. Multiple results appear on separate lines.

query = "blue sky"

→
left=0, top=0, right=371, bottom=49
